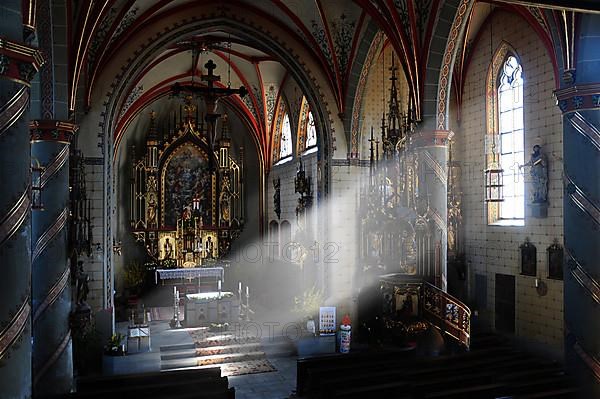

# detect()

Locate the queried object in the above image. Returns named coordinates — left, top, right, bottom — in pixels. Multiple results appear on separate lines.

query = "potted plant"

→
left=104, top=333, right=126, bottom=356
left=123, top=261, right=145, bottom=297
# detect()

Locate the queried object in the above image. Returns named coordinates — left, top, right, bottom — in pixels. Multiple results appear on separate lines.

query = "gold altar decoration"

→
left=359, top=54, right=430, bottom=277
left=130, top=105, right=244, bottom=267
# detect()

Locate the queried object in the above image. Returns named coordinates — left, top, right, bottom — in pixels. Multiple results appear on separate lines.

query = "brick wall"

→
left=455, top=10, right=564, bottom=352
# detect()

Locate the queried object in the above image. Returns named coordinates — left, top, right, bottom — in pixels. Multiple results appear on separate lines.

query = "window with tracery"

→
left=279, top=113, right=292, bottom=160
left=296, top=96, right=318, bottom=155
left=306, top=111, right=317, bottom=148
left=486, top=48, right=525, bottom=226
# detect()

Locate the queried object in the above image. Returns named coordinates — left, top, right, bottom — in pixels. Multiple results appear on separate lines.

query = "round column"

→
left=0, top=12, right=44, bottom=399
left=555, top=13, right=600, bottom=395
left=30, top=121, right=77, bottom=396
left=413, top=130, right=452, bottom=291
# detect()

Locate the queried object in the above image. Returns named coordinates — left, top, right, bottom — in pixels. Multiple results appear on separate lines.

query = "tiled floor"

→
left=112, top=320, right=297, bottom=399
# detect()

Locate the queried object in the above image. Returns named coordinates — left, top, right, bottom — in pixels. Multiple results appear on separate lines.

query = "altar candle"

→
left=238, top=281, right=242, bottom=293
left=218, top=280, right=222, bottom=291
left=246, top=286, right=249, bottom=296
left=173, top=286, right=177, bottom=297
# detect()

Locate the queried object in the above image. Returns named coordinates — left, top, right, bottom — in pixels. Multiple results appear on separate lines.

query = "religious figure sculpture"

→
left=147, top=194, right=157, bottom=228
left=164, top=238, right=173, bottom=259
left=75, top=261, right=90, bottom=307
left=205, top=236, right=214, bottom=258
left=522, top=144, right=548, bottom=203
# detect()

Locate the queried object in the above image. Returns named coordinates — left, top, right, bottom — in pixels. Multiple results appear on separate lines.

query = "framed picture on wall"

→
left=547, top=240, right=563, bottom=280
left=520, top=238, right=537, bottom=276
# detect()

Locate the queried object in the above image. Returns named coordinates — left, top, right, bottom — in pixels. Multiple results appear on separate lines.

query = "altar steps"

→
left=162, top=350, right=268, bottom=370
left=162, top=342, right=263, bottom=360
left=159, top=330, right=294, bottom=375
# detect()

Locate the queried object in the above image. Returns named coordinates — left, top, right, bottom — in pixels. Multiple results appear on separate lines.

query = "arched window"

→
left=306, top=111, right=317, bottom=148
left=279, top=113, right=292, bottom=160
left=486, top=46, right=525, bottom=226
left=296, top=96, right=318, bottom=155
left=498, top=56, right=524, bottom=222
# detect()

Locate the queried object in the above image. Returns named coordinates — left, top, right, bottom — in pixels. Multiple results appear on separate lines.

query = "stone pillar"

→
left=413, top=130, right=452, bottom=291
left=0, top=5, right=44, bottom=397
left=555, top=14, right=600, bottom=395
left=30, top=121, right=77, bottom=396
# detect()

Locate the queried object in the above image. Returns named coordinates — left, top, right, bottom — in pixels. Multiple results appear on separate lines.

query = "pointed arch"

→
left=486, top=41, right=525, bottom=225
left=271, top=97, right=292, bottom=165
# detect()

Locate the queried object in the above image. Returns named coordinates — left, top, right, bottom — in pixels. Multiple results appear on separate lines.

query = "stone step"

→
left=161, top=351, right=267, bottom=370
left=160, top=342, right=196, bottom=352
left=159, top=359, right=276, bottom=377
left=195, top=334, right=262, bottom=348
left=161, top=343, right=263, bottom=360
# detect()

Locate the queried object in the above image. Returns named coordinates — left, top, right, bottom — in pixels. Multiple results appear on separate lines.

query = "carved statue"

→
left=523, top=144, right=548, bottom=203
left=147, top=194, right=157, bottom=228
left=75, top=261, right=90, bottom=306
left=164, top=238, right=173, bottom=259
left=205, top=236, right=214, bottom=258
left=220, top=195, right=230, bottom=223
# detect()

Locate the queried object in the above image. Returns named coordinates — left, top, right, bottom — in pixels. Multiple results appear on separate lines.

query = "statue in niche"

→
left=522, top=144, right=548, bottom=203
left=205, top=236, right=214, bottom=258
left=147, top=194, right=157, bottom=228
left=220, top=194, right=230, bottom=225
left=164, top=238, right=173, bottom=259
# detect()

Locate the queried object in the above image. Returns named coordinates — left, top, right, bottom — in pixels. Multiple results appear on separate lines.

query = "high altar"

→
left=129, top=103, right=244, bottom=268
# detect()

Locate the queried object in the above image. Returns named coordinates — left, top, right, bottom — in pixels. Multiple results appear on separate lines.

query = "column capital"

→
left=554, top=83, right=600, bottom=114
left=30, top=120, right=79, bottom=144
left=0, top=37, right=45, bottom=86
left=411, top=130, right=454, bottom=148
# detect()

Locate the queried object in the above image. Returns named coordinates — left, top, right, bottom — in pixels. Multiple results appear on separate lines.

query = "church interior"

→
left=1, top=0, right=599, bottom=398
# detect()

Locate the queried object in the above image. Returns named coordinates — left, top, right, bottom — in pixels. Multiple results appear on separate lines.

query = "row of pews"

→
left=56, top=368, right=235, bottom=399
left=297, top=333, right=579, bottom=398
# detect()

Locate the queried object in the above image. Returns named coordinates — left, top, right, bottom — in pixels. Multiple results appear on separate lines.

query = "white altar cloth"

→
left=155, top=267, right=224, bottom=283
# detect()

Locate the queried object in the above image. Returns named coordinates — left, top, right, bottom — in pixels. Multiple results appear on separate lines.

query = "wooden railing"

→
left=422, top=282, right=471, bottom=348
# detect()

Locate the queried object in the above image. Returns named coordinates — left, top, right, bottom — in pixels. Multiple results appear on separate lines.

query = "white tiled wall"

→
left=455, top=10, right=564, bottom=352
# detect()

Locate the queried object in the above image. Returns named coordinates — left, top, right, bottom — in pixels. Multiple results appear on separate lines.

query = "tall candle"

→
left=246, top=286, right=249, bottom=296
left=218, top=280, right=222, bottom=291
left=238, top=282, right=242, bottom=292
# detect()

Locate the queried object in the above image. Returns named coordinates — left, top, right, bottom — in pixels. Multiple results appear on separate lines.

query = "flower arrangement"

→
left=293, top=285, right=323, bottom=320
left=104, top=333, right=125, bottom=356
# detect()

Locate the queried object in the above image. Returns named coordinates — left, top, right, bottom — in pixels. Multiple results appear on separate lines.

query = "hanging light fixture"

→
left=483, top=5, right=504, bottom=203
